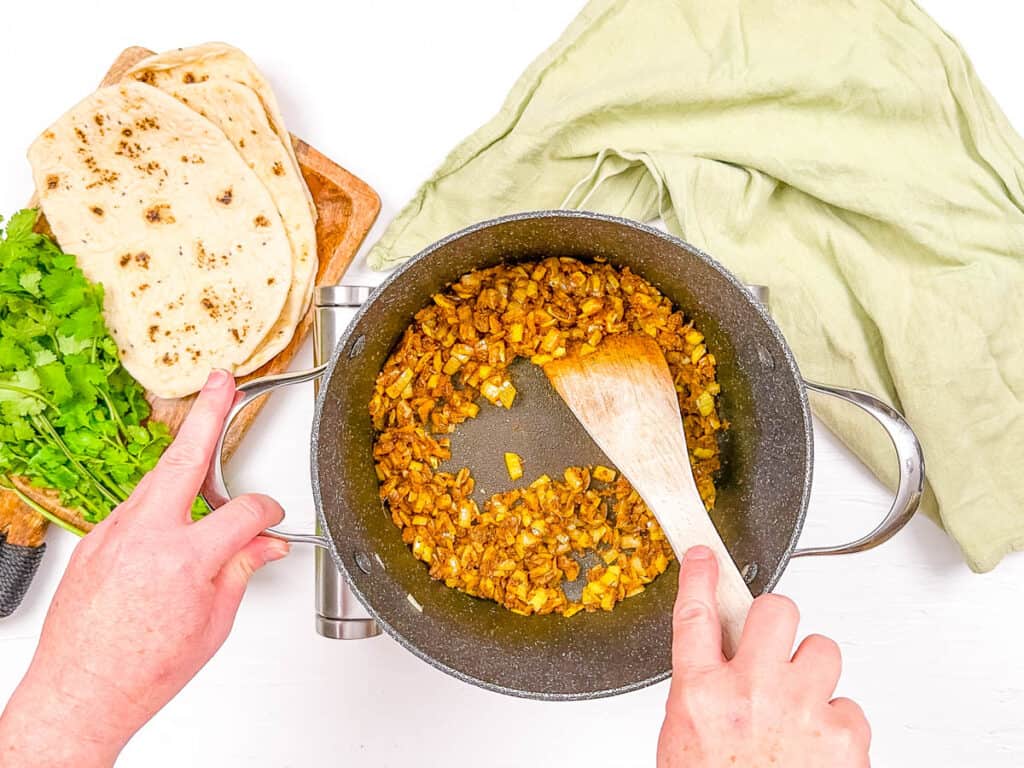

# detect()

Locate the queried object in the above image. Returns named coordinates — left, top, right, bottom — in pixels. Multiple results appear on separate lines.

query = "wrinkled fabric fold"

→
left=367, top=0, right=1024, bottom=572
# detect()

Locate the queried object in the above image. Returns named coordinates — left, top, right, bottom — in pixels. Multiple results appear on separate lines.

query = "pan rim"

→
left=310, top=209, right=814, bottom=700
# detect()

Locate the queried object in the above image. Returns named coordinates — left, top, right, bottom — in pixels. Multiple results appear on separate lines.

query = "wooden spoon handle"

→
left=648, top=491, right=753, bottom=658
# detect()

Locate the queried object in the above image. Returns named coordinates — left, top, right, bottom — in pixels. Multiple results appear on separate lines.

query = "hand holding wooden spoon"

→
left=544, top=333, right=752, bottom=656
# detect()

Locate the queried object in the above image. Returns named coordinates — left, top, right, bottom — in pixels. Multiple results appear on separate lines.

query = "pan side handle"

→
left=203, top=365, right=330, bottom=548
left=792, top=381, right=925, bottom=558
left=742, top=285, right=924, bottom=557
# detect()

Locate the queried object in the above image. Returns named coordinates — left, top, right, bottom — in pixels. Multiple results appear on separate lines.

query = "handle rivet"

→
left=741, top=562, right=758, bottom=584
left=354, top=551, right=373, bottom=574
left=348, top=335, right=366, bottom=359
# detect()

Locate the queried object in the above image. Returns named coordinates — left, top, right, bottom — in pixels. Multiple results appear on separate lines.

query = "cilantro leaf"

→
left=0, top=210, right=195, bottom=526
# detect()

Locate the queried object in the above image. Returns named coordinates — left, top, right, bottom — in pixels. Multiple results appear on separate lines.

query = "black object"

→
left=0, top=532, right=45, bottom=618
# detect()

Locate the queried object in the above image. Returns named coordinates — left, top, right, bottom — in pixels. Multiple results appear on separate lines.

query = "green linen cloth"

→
left=367, top=0, right=1024, bottom=572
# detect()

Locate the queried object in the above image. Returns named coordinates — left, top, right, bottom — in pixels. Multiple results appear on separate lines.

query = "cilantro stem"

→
left=31, top=415, right=122, bottom=508
left=2, top=476, right=86, bottom=537
left=66, top=487, right=108, bottom=522
left=98, top=387, right=130, bottom=438
left=89, top=466, right=129, bottom=503
left=5, top=444, right=32, bottom=461
left=24, top=435, right=111, bottom=521
left=118, top=482, right=138, bottom=499
left=99, top=434, right=143, bottom=469
left=0, top=382, right=57, bottom=409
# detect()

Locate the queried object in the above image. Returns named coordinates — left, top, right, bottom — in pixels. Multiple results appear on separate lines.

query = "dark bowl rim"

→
left=310, top=209, right=814, bottom=701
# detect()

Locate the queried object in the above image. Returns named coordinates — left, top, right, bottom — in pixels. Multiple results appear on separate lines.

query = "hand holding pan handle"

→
left=203, top=365, right=331, bottom=548
left=0, top=368, right=335, bottom=620
left=205, top=286, right=379, bottom=640
left=792, top=380, right=925, bottom=558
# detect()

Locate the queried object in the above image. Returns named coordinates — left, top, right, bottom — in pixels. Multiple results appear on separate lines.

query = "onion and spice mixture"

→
left=370, top=258, right=726, bottom=617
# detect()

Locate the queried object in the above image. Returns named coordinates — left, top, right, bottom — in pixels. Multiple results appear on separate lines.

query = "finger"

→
left=830, top=697, right=872, bottom=747
left=141, top=370, right=236, bottom=518
left=189, top=493, right=285, bottom=569
left=735, top=593, right=800, bottom=664
left=207, top=536, right=290, bottom=640
left=791, top=634, right=843, bottom=699
left=671, top=546, right=725, bottom=674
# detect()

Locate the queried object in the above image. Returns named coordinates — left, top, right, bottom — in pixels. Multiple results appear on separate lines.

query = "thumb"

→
left=209, top=536, right=290, bottom=633
left=671, top=546, right=725, bottom=675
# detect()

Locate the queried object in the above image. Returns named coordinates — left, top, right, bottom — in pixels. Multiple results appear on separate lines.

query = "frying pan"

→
left=205, top=211, right=924, bottom=700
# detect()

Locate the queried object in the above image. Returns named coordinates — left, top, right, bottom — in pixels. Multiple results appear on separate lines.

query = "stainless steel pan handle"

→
left=202, top=285, right=378, bottom=640
left=792, top=381, right=925, bottom=558
left=745, top=284, right=924, bottom=558
left=203, top=365, right=330, bottom=548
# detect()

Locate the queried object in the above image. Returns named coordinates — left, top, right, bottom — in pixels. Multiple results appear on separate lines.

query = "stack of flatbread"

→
left=27, top=43, right=317, bottom=398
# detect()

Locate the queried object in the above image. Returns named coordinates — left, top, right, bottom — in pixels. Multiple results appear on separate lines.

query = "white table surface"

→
left=1, top=2, right=1021, bottom=765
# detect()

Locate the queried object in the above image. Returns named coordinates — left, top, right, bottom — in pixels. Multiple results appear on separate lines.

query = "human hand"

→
left=657, top=546, right=871, bottom=767
left=0, top=370, right=289, bottom=768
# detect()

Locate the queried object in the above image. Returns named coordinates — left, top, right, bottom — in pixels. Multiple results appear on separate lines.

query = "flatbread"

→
left=28, top=82, right=292, bottom=398
left=159, top=80, right=317, bottom=374
left=123, top=43, right=316, bottom=223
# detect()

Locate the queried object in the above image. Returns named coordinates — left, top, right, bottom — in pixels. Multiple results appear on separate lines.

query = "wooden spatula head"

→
left=544, top=334, right=692, bottom=498
left=544, top=333, right=752, bottom=656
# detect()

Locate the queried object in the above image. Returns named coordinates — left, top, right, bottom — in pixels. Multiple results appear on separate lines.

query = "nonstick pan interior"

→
left=311, top=211, right=812, bottom=699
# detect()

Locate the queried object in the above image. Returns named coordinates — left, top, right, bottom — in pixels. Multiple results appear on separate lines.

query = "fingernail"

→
left=685, top=546, right=713, bottom=562
left=264, top=541, right=290, bottom=563
left=205, top=369, right=232, bottom=390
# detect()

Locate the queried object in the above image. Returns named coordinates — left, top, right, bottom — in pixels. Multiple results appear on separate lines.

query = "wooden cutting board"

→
left=1, top=46, right=380, bottom=539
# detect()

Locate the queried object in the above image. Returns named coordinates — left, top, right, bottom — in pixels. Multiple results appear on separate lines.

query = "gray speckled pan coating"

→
left=311, top=211, right=813, bottom=700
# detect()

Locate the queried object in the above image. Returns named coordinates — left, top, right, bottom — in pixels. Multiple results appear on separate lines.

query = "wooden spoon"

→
left=544, top=333, right=752, bottom=656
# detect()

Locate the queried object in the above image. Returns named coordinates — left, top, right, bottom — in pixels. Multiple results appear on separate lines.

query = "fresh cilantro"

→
left=0, top=210, right=209, bottom=530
